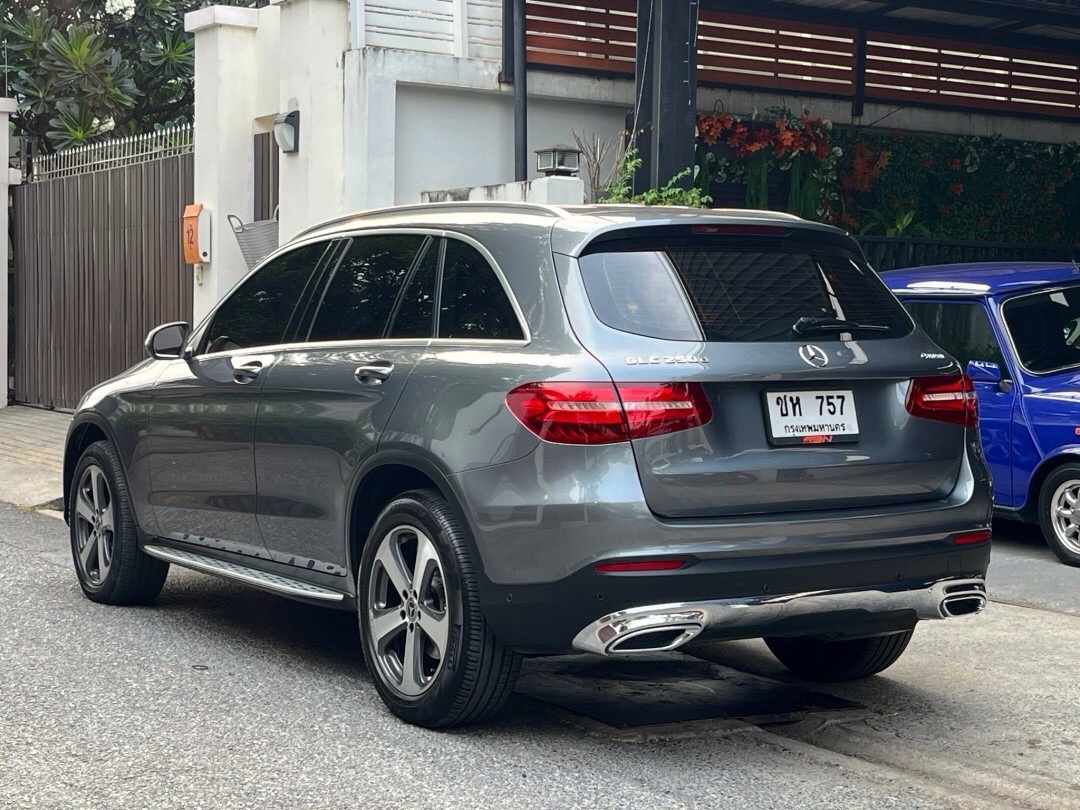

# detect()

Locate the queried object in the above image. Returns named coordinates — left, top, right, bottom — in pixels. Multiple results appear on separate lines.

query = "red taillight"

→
left=594, top=558, right=687, bottom=573
left=905, top=374, right=978, bottom=428
left=950, top=529, right=991, bottom=545
left=505, top=382, right=712, bottom=445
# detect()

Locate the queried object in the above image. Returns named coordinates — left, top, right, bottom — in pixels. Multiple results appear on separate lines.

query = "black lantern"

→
left=535, top=145, right=581, bottom=177
left=273, top=110, right=300, bottom=154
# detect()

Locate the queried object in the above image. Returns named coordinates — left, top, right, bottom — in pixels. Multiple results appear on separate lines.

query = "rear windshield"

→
left=578, top=245, right=912, bottom=342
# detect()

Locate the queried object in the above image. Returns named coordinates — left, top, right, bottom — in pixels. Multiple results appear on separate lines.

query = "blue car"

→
left=885, top=261, right=1080, bottom=566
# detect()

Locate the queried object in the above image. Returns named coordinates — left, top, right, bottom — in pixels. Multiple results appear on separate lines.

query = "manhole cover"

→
left=515, top=653, right=861, bottom=729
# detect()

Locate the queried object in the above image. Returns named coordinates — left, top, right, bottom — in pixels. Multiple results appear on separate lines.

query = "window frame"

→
left=999, top=282, right=1080, bottom=377
left=191, top=236, right=343, bottom=358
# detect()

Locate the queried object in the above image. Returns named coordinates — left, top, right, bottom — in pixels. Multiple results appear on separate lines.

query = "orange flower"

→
left=950, top=182, right=963, bottom=195
left=949, top=158, right=962, bottom=170
left=977, top=216, right=990, bottom=227
left=920, top=156, right=934, bottom=169
left=938, top=204, right=951, bottom=216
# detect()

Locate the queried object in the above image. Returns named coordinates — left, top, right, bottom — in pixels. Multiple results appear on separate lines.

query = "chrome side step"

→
left=143, top=544, right=345, bottom=602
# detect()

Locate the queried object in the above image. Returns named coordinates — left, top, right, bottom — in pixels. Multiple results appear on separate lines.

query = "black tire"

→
left=764, top=629, right=915, bottom=682
left=358, top=489, right=521, bottom=728
left=69, top=440, right=169, bottom=605
left=1037, top=464, right=1080, bottom=567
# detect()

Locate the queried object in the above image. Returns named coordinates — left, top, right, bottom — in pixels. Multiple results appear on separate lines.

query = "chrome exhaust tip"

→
left=941, top=593, right=987, bottom=617
left=606, top=624, right=703, bottom=655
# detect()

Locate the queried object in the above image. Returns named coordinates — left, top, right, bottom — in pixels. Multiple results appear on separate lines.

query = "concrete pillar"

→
left=185, top=6, right=262, bottom=322
left=344, top=49, right=398, bottom=212
left=0, top=98, right=20, bottom=409
left=271, top=0, right=349, bottom=242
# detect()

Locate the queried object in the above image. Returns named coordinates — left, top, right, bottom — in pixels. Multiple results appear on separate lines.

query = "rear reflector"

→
left=905, top=374, right=978, bottom=428
left=950, top=529, right=991, bottom=545
left=506, top=382, right=711, bottom=444
left=594, top=559, right=687, bottom=573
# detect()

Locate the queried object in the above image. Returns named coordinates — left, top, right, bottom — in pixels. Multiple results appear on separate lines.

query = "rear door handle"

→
left=355, top=362, right=395, bottom=385
left=232, top=361, right=265, bottom=384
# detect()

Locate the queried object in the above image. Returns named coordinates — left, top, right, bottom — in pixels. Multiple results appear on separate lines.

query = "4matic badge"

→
left=625, top=355, right=710, bottom=366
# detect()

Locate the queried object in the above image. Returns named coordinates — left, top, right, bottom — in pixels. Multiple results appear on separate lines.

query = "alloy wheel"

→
left=1049, top=479, right=1080, bottom=555
left=73, top=464, right=116, bottom=585
left=367, top=524, right=450, bottom=697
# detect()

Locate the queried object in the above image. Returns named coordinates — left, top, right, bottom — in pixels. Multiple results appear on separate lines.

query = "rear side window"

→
left=1002, top=284, right=1080, bottom=373
left=579, top=244, right=911, bottom=342
left=307, top=234, right=428, bottom=342
left=438, top=240, right=524, bottom=340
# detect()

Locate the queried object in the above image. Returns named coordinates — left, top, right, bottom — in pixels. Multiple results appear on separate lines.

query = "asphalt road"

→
left=2, top=502, right=1078, bottom=810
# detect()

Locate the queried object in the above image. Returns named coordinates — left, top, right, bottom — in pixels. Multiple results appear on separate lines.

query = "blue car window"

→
left=1003, top=284, right=1080, bottom=373
left=904, top=301, right=1008, bottom=375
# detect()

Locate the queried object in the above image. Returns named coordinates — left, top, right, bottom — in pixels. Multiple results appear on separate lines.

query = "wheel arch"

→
left=345, top=451, right=479, bottom=582
left=63, top=414, right=118, bottom=522
left=1021, top=447, right=1080, bottom=522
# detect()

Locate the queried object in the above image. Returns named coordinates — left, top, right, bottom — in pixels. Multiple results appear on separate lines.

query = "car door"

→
left=252, top=232, right=437, bottom=576
left=903, top=298, right=1017, bottom=504
left=145, top=240, right=337, bottom=556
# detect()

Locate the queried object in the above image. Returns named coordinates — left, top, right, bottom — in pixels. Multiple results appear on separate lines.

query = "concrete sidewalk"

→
left=0, top=405, right=69, bottom=507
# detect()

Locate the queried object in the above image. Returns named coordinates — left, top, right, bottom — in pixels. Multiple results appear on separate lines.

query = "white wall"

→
left=394, top=86, right=627, bottom=204
left=0, top=98, right=18, bottom=407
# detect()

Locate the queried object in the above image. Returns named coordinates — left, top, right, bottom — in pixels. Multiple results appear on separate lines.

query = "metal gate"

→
left=12, top=131, right=194, bottom=410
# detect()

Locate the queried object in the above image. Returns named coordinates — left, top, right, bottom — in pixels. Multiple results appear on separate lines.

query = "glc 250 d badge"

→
left=798, top=344, right=829, bottom=368
left=625, top=355, right=709, bottom=366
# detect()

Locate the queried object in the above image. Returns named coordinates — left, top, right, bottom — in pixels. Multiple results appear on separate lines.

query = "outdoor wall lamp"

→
left=273, top=110, right=300, bottom=154
left=535, top=145, right=581, bottom=177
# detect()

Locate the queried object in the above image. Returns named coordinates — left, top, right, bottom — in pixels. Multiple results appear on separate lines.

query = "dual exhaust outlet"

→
left=573, top=577, right=989, bottom=656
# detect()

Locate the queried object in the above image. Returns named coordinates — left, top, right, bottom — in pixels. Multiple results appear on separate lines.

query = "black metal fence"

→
left=858, top=237, right=1080, bottom=273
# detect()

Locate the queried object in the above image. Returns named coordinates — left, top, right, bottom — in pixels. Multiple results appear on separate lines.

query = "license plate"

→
left=765, top=390, right=859, bottom=445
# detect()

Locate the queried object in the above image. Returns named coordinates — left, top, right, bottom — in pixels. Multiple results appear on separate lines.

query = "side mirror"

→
left=145, top=322, right=191, bottom=360
left=966, top=359, right=1002, bottom=384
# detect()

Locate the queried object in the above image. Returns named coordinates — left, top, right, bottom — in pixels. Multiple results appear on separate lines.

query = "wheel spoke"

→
left=99, top=504, right=115, bottom=535
left=412, top=535, right=439, bottom=594
left=96, top=532, right=109, bottom=575
left=401, top=626, right=424, bottom=694
left=74, top=492, right=95, bottom=526
left=418, top=605, right=449, bottom=657
left=90, top=467, right=107, bottom=512
left=374, top=537, right=411, bottom=596
left=371, top=608, right=407, bottom=650
left=1058, top=506, right=1073, bottom=519
left=79, top=533, right=98, bottom=572
left=1066, top=524, right=1080, bottom=538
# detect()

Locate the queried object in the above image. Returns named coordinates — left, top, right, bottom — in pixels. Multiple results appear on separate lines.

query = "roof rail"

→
left=294, top=201, right=569, bottom=240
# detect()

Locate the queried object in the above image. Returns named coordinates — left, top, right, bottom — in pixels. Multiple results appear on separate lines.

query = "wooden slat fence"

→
left=12, top=154, right=195, bottom=410
left=524, top=2, right=1080, bottom=119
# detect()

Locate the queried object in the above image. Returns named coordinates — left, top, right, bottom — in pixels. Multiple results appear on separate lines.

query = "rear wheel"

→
left=764, top=629, right=914, bottom=682
left=358, top=490, right=521, bottom=728
left=69, top=441, right=169, bottom=604
left=1037, top=464, right=1080, bottom=567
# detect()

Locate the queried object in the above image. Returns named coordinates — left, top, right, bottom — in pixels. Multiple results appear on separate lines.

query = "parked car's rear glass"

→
left=578, top=243, right=912, bottom=342
left=1002, top=283, right=1080, bottom=373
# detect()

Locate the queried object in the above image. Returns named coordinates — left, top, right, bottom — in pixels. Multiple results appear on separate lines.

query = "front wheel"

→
left=69, top=440, right=169, bottom=604
left=358, top=490, right=521, bottom=728
left=1037, top=464, right=1080, bottom=567
left=764, top=630, right=915, bottom=682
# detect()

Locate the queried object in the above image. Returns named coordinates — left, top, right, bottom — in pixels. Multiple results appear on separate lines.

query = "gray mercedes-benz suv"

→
left=64, top=203, right=991, bottom=728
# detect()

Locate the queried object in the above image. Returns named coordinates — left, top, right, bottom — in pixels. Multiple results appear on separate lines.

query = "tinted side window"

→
left=387, top=239, right=439, bottom=339
left=204, top=242, right=331, bottom=352
left=307, top=235, right=428, bottom=342
left=905, top=301, right=1007, bottom=373
left=1001, top=285, right=1080, bottom=373
left=438, top=240, right=524, bottom=340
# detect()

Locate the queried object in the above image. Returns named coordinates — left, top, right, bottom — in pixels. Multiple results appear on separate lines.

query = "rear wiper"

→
left=792, top=316, right=890, bottom=335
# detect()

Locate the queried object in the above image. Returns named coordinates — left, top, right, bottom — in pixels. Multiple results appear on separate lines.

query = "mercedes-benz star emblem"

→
left=798, top=344, right=829, bottom=368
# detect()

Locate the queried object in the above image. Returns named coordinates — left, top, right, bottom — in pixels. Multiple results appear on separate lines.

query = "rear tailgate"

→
left=555, top=225, right=970, bottom=519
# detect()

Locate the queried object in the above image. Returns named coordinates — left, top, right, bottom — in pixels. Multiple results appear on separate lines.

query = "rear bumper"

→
left=478, top=542, right=990, bottom=654
left=572, top=576, right=986, bottom=655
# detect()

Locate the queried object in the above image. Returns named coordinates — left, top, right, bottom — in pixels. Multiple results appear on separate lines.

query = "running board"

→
left=143, top=544, right=345, bottom=602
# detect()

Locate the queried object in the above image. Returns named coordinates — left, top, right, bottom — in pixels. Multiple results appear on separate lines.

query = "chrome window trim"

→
left=192, top=227, right=531, bottom=359
left=998, top=282, right=1080, bottom=377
